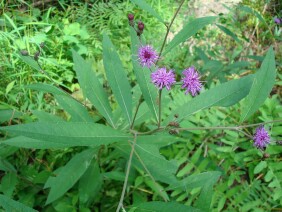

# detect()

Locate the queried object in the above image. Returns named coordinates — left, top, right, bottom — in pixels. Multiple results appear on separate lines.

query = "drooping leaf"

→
left=72, top=50, right=115, bottom=127
left=45, top=148, right=97, bottom=204
left=0, top=122, right=131, bottom=148
left=133, top=201, right=202, bottom=212
left=240, top=47, right=276, bottom=122
left=26, top=83, right=93, bottom=122
left=0, top=194, right=37, bottom=212
left=130, top=0, right=164, bottom=23
left=129, top=28, right=158, bottom=122
left=103, top=34, right=132, bottom=125
left=164, top=16, right=217, bottom=54
left=79, top=160, right=102, bottom=206
left=55, top=94, right=93, bottom=122
left=216, top=24, right=240, bottom=43
left=166, top=75, right=254, bottom=123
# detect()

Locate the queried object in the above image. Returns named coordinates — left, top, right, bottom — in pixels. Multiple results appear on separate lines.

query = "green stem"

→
left=158, top=89, right=162, bottom=128
left=130, top=96, right=143, bottom=129
left=116, top=133, right=137, bottom=212
left=157, top=0, right=185, bottom=63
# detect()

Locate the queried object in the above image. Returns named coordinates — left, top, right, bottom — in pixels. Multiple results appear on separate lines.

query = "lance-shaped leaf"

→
left=129, top=28, right=158, bottom=122
left=240, top=47, right=276, bottom=122
left=26, top=83, right=93, bottom=122
left=166, top=75, right=254, bottom=123
left=103, top=34, right=132, bottom=125
left=0, top=194, right=37, bottom=212
left=45, top=148, right=97, bottom=204
left=164, top=16, right=217, bottom=54
left=130, top=0, right=164, bottom=23
left=72, top=50, right=115, bottom=127
left=0, top=122, right=131, bottom=147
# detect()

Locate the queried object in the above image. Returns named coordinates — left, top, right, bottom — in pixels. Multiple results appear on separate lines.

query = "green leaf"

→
left=130, top=0, right=164, bottom=23
left=26, top=84, right=93, bottom=122
left=32, top=110, right=64, bottom=122
left=216, top=24, right=240, bottom=43
left=103, top=34, right=132, bottom=125
left=2, top=136, right=76, bottom=149
left=133, top=201, right=202, bottom=212
left=5, top=80, right=16, bottom=95
left=18, top=54, right=41, bottom=71
left=55, top=94, right=93, bottom=122
left=167, top=172, right=221, bottom=211
left=79, top=160, right=102, bottom=206
left=45, top=148, right=97, bottom=204
left=240, top=47, right=276, bottom=122
left=166, top=75, right=253, bottom=123
left=1, top=122, right=130, bottom=148
left=0, top=194, right=37, bottom=212
left=72, top=50, right=115, bottom=127
left=0, top=110, right=22, bottom=123
left=254, top=161, right=267, bottom=174
left=0, top=172, right=18, bottom=197
left=164, top=16, right=217, bottom=54
left=129, top=28, right=158, bottom=122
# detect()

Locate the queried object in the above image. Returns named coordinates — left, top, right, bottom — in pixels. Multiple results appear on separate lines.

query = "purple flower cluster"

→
left=138, top=45, right=159, bottom=68
left=138, top=45, right=202, bottom=94
left=253, top=126, right=270, bottom=149
left=274, top=17, right=282, bottom=25
left=151, top=68, right=176, bottom=90
left=181, top=66, right=202, bottom=96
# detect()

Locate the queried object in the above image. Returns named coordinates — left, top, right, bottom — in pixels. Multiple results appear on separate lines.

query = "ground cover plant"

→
left=0, top=0, right=281, bottom=211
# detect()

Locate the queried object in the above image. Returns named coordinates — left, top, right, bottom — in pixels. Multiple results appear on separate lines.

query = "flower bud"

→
left=40, top=42, right=45, bottom=48
left=128, top=14, right=134, bottom=21
left=20, top=50, right=29, bottom=56
left=34, top=51, right=40, bottom=61
left=138, top=21, right=144, bottom=31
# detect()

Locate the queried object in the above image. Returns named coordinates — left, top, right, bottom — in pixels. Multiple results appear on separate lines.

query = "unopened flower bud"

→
left=174, top=114, right=179, bottom=118
left=40, top=42, right=45, bottom=48
left=20, top=50, right=29, bottom=56
left=34, top=51, right=40, bottom=61
left=168, top=121, right=179, bottom=128
left=138, top=21, right=144, bottom=31
left=128, top=14, right=134, bottom=21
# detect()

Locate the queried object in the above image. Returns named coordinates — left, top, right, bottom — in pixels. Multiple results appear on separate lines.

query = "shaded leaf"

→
left=45, top=148, right=97, bottom=204
left=240, top=47, right=276, bottom=122
left=0, top=194, right=37, bottom=212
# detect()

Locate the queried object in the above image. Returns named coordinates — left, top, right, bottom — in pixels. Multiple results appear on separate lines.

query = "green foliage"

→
left=0, top=0, right=281, bottom=211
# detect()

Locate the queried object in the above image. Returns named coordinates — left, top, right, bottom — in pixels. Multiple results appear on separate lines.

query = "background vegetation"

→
left=0, top=0, right=281, bottom=211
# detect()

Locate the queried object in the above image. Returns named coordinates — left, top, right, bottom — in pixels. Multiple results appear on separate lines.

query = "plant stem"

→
left=130, top=96, right=143, bottom=129
left=157, top=0, right=185, bottom=62
left=158, top=89, right=162, bottom=128
left=131, top=119, right=282, bottom=136
left=116, top=133, right=137, bottom=212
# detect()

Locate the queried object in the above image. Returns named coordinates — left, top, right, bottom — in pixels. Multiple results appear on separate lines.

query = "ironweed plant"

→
left=0, top=0, right=281, bottom=211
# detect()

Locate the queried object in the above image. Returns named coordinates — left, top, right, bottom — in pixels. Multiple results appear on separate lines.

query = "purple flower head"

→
left=138, top=45, right=159, bottom=68
left=151, top=67, right=176, bottom=90
left=253, top=126, right=270, bottom=149
left=181, top=66, right=202, bottom=96
left=274, top=17, right=281, bottom=25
